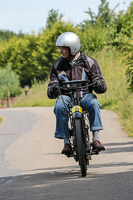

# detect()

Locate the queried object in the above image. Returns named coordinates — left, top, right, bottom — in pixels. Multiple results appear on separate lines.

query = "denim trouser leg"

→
left=54, top=93, right=103, bottom=139
left=80, top=93, right=103, bottom=131
left=54, top=95, right=72, bottom=139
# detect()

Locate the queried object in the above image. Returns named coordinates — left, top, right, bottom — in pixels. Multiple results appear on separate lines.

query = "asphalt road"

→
left=0, top=107, right=133, bottom=200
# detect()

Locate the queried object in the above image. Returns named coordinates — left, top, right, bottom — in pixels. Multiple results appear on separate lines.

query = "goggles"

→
left=58, top=46, right=69, bottom=53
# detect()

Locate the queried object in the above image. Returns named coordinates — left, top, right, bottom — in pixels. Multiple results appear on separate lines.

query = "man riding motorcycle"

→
left=47, top=32, right=107, bottom=155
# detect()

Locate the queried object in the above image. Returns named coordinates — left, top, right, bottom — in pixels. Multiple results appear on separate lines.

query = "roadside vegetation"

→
left=12, top=81, right=56, bottom=107
left=94, top=48, right=133, bottom=137
left=0, top=64, right=22, bottom=98
left=0, top=0, right=133, bottom=136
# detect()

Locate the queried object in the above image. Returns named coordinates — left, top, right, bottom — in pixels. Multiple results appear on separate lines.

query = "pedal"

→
left=92, top=150, right=99, bottom=155
left=66, top=153, right=74, bottom=158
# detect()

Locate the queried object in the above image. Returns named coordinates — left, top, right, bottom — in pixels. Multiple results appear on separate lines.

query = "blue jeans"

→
left=54, top=93, right=103, bottom=139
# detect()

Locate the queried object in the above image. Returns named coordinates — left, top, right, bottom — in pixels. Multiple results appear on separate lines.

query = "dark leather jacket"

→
left=47, top=51, right=107, bottom=99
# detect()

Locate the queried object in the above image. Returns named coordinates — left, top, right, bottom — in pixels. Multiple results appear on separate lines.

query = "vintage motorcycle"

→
left=57, top=80, right=102, bottom=177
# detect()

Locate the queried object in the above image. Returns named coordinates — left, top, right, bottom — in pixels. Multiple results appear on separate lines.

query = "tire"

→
left=74, top=118, right=87, bottom=177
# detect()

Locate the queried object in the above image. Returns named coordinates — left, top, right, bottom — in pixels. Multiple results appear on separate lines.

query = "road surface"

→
left=0, top=107, right=133, bottom=200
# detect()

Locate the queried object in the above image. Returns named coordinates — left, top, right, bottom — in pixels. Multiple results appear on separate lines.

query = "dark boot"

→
left=93, top=140, right=105, bottom=151
left=61, top=143, right=72, bottom=155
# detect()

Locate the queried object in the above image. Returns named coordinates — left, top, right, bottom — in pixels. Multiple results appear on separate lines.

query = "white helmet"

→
left=56, top=32, right=81, bottom=55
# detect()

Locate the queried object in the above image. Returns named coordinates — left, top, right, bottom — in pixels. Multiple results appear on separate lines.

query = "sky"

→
left=0, top=0, right=132, bottom=34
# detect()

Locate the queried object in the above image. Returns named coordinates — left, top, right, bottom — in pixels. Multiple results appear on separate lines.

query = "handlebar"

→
left=55, top=80, right=95, bottom=113
left=62, top=80, right=88, bottom=85
left=58, top=80, right=95, bottom=91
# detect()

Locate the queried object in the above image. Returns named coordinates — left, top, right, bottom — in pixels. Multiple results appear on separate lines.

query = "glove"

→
left=47, top=81, right=59, bottom=99
left=92, top=79, right=106, bottom=94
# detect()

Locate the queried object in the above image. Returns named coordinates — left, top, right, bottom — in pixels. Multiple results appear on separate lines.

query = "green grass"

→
left=0, top=116, right=2, bottom=123
left=12, top=47, right=133, bottom=137
left=92, top=47, right=133, bottom=137
left=12, top=81, right=56, bottom=107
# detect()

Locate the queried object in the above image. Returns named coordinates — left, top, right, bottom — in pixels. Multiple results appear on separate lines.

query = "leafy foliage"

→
left=125, top=36, right=133, bottom=91
left=0, top=30, right=16, bottom=41
left=0, top=29, right=25, bottom=41
left=0, top=64, right=22, bottom=97
left=111, top=2, right=133, bottom=91
left=108, top=2, right=133, bottom=48
left=0, top=20, right=76, bottom=86
left=79, top=0, right=118, bottom=53
left=46, top=9, right=64, bottom=28
left=79, top=23, right=107, bottom=53
left=84, top=0, right=118, bottom=26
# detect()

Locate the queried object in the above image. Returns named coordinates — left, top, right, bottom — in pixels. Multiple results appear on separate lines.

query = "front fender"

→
left=72, top=111, right=82, bottom=119
left=72, top=105, right=83, bottom=119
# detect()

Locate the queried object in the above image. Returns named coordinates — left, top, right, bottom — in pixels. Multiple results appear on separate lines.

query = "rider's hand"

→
left=47, top=81, right=59, bottom=99
left=91, top=79, right=106, bottom=94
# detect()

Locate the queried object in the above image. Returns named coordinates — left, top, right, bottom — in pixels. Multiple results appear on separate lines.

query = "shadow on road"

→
left=1, top=141, right=133, bottom=200
left=104, top=142, right=133, bottom=146
left=103, top=141, right=133, bottom=154
left=0, top=168, right=133, bottom=200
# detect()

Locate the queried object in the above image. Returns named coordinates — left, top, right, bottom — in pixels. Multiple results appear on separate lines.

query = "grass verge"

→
left=92, top=47, right=133, bottom=137
left=12, top=81, right=56, bottom=107
left=0, top=116, right=2, bottom=123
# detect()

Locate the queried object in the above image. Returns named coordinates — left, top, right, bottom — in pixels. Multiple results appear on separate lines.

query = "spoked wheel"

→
left=74, top=118, right=87, bottom=177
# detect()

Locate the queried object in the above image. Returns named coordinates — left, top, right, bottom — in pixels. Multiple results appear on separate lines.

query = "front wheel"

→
left=74, top=118, right=87, bottom=177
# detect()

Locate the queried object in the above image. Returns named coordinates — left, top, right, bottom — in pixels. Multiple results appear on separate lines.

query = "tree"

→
left=96, top=0, right=119, bottom=26
left=46, top=9, right=64, bottom=29
left=84, top=0, right=119, bottom=26
left=0, top=29, right=25, bottom=41
left=0, top=21, right=76, bottom=86
left=0, top=30, right=16, bottom=40
left=111, top=2, right=133, bottom=46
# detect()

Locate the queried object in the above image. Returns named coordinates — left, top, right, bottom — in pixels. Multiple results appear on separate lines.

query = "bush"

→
left=125, top=35, right=133, bottom=92
left=79, top=23, right=107, bottom=53
left=0, top=64, right=22, bottom=97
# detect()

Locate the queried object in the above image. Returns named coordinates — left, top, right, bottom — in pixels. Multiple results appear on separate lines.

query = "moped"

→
left=57, top=80, right=102, bottom=177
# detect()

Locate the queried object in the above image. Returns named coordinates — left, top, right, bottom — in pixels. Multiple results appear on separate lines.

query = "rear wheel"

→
left=74, top=118, right=87, bottom=177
